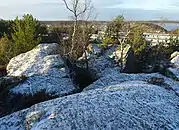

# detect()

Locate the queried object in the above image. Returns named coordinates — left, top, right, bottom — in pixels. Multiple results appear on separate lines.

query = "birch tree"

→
left=105, top=16, right=131, bottom=71
left=62, top=0, right=92, bottom=58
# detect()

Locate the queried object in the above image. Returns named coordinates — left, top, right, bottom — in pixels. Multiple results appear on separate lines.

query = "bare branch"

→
left=77, top=0, right=91, bottom=17
left=62, top=0, right=75, bottom=13
left=62, top=0, right=94, bottom=59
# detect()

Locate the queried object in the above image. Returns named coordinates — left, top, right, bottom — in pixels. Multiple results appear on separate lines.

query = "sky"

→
left=1, top=0, right=179, bottom=21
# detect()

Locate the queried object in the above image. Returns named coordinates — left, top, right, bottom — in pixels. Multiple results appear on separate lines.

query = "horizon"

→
left=1, top=0, right=179, bottom=21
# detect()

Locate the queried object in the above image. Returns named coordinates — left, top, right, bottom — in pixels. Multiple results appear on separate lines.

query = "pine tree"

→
left=12, top=14, right=41, bottom=55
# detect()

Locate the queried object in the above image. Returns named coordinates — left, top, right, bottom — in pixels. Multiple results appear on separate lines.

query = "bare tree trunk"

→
left=120, top=41, right=124, bottom=71
left=119, top=30, right=131, bottom=72
left=71, top=17, right=78, bottom=56
left=84, top=47, right=88, bottom=69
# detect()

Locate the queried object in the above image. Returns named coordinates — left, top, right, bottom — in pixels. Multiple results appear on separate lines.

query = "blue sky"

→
left=1, top=0, right=179, bottom=20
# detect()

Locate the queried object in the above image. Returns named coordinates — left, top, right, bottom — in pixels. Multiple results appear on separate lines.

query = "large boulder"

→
left=80, top=44, right=130, bottom=79
left=171, top=51, right=179, bottom=63
left=0, top=43, right=76, bottom=117
left=171, top=52, right=179, bottom=68
left=6, top=43, right=76, bottom=96
left=84, top=70, right=179, bottom=95
left=0, top=80, right=179, bottom=129
left=78, top=44, right=118, bottom=79
left=109, top=44, right=130, bottom=64
left=167, top=51, right=179, bottom=80
left=7, top=43, right=61, bottom=77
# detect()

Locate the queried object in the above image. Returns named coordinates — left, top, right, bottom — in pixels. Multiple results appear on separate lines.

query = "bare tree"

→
left=62, top=0, right=93, bottom=58
left=106, top=16, right=131, bottom=71
left=118, top=30, right=131, bottom=71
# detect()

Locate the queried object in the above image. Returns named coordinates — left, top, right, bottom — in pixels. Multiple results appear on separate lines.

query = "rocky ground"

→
left=0, top=43, right=179, bottom=129
left=0, top=43, right=76, bottom=117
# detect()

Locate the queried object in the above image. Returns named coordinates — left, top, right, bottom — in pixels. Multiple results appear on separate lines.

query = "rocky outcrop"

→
left=7, top=43, right=76, bottom=95
left=6, top=43, right=76, bottom=96
left=167, top=51, right=179, bottom=80
left=79, top=44, right=130, bottom=79
left=109, top=44, right=130, bottom=64
left=0, top=80, right=179, bottom=129
left=84, top=69, right=179, bottom=95
left=1, top=43, right=179, bottom=129
left=123, top=48, right=140, bottom=73
left=79, top=44, right=118, bottom=79
left=0, top=43, right=76, bottom=117
left=7, top=43, right=61, bottom=77
left=171, top=52, right=179, bottom=68
left=171, top=51, right=179, bottom=63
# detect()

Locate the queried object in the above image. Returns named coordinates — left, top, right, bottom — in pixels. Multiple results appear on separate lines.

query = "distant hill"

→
left=129, top=20, right=179, bottom=24
left=40, top=20, right=109, bottom=26
left=40, top=20, right=167, bottom=33
left=132, top=22, right=167, bottom=33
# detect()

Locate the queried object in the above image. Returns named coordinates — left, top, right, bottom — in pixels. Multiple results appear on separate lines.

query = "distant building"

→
left=143, top=32, right=178, bottom=45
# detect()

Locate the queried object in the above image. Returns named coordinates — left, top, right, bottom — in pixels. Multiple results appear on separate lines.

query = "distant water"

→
left=155, top=23, right=179, bottom=31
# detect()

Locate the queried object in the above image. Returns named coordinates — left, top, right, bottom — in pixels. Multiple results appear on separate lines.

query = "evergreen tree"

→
left=0, top=20, right=12, bottom=38
left=0, top=35, right=14, bottom=65
left=128, top=26, right=147, bottom=56
left=12, top=14, right=41, bottom=55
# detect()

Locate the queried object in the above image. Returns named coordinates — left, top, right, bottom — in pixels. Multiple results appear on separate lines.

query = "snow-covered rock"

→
left=171, top=53, right=179, bottom=68
left=6, top=43, right=76, bottom=97
left=87, top=44, right=103, bottom=55
left=7, top=43, right=62, bottom=77
left=0, top=80, right=179, bottom=130
left=84, top=44, right=131, bottom=79
left=0, top=43, right=76, bottom=117
left=109, top=44, right=130, bottom=64
left=88, top=55, right=116, bottom=79
left=167, top=52, right=179, bottom=80
left=168, top=67, right=179, bottom=80
left=85, top=44, right=120, bottom=79
left=84, top=70, right=179, bottom=95
left=171, top=51, right=179, bottom=61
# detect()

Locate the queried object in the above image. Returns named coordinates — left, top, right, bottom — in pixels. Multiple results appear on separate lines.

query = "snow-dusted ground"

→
left=1, top=44, right=179, bottom=129
left=84, top=69, right=179, bottom=95
left=0, top=81, right=179, bottom=129
left=9, top=70, right=75, bottom=96
left=168, top=67, right=179, bottom=80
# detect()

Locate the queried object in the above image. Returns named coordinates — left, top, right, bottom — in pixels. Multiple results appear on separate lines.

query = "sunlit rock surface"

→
left=84, top=69, right=179, bottom=95
left=0, top=80, right=179, bottom=130
left=7, top=43, right=62, bottom=77
left=1, top=44, right=179, bottom=130
left=0, top=43, right=76, bottom=118
left=6, top=43, right=76, bottom=97
left=80, top=44, right=120, bottom=79
left=171, top=51, right=179, bottom=67
left=167, top=51, right=179, bottom=80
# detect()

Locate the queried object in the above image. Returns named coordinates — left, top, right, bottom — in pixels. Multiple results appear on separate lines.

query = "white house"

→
left=143, top=32, right=178, bottom=45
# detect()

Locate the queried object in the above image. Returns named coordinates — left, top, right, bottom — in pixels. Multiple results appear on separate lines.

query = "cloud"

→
left=105, top=0, right=179, bottom=11
left=0, top=0, right=179, bottom=20
left=0, top=0, right=66, bottom=20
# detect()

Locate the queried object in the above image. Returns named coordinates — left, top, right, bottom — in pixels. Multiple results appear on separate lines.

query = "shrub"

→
left=0, top=35, right=14, bottom=65
left=99, top=37, right=114, bottom=49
